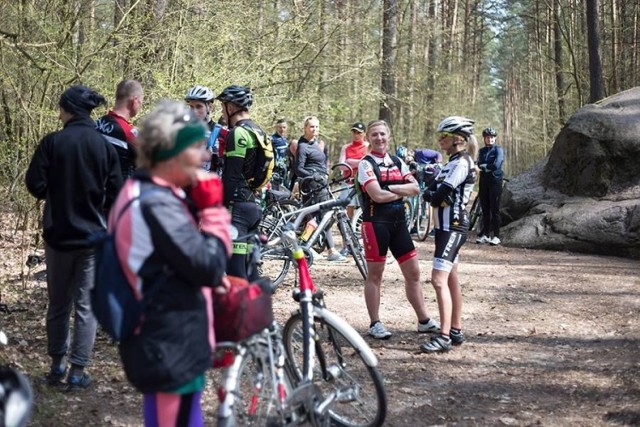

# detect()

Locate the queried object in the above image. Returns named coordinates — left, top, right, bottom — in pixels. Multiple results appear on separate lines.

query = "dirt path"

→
left=1, top=234, right=639, bottom=426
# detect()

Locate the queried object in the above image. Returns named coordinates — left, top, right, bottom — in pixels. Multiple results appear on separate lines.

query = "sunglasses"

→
left=438, top=131, right=456, bottom=140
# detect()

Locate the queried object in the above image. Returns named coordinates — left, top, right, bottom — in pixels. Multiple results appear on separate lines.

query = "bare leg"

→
left=364, top=262, right=386, bottom=322
left=398, top=257, right=428, bottom=321
left=431, top=268, right=452, bottom=335
left=449, top=263, right=463, bottom=330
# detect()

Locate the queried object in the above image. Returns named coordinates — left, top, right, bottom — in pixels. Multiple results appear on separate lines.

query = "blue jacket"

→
left=271, top=133, right=288, bottom=164
left=477, top=145, right=504, bottom=180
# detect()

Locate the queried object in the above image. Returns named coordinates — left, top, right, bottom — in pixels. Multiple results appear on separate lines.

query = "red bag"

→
left=214, top=276, right=274, bottom=343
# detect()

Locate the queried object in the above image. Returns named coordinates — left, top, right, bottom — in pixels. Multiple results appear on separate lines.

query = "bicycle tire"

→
left=416, top=199, right=431, bottom=241
left=221, top=342, right=283, bottom=426
left=351, top=208, right=363, bottom=240
left=468, top=196, right=481, bottom=232
left=261, top=199, right=300, bottom=238
left=259, top=226, right=292, bottom=289
left=403, top=199, right=414, bottom=233
left=338, top=217, right=368, bottom=280
left=282, top=312, right=387, bottom=427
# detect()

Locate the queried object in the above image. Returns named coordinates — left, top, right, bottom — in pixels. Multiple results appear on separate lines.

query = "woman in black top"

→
left=294, top=116, right=344, bottom=262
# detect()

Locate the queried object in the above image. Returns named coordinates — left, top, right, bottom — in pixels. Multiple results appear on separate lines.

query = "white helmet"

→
left=436, top=116, right=475, bottom=138
left=185, top=85, right=215, bottom=102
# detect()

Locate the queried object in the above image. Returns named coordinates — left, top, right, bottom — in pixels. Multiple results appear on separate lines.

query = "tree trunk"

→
left=379, top=0, right=397, bottom=125
left=553, top=0, right=566, bottom=124
left=587, top=0, right=604, bottom=103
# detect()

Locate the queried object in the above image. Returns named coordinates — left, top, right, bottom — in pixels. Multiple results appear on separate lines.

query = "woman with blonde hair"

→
left=357, top=120, right=440, bottom=339
left=421, top=116, right=476, bottom=353
left=113, top=100, right=231, bottom=426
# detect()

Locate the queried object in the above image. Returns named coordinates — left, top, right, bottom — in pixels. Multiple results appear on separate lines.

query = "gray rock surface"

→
left=501, top=88, right=640, bottom=259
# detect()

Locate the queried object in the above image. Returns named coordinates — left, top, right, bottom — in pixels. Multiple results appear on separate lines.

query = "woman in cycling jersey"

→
left=420, top=116, right=477, bottom=353
left=358, top=120, right=440, bottom=340
left=114, top=100, right=231, bottom=426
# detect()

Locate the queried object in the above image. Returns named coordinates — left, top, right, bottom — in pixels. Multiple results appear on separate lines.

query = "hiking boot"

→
left=45, top=366, right=67, bottom=386
left=417, top=318, right=441, bottom=333
left=368, top=322, right=392, bottom=340
left=420, top=334, right=452, bottom=353
left=450, top=329, right=465, bottom=346
left=490, top=236, right=501, bottom=246
left=476, top=235, right=489, bottom=244
left=65, top=373, right=91, bottom=392
left=326, top=252, right=346, bottom=262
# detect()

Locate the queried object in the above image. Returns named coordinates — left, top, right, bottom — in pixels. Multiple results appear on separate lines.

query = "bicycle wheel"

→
left=261, top=199, right=299, bottom=238
left=351, top=208, right=363, bottom=240
left=403, top=199, right=414, bottom=233
left=338, top=217, right=367, bottom=280
left=219, top=342, right=284, bottom=426
left=416, top=199, right=431, bottom=241
left=468, top=196, right=481, bottom=232
left=259, top=227, right=291, bottom=289
left=283, top=312, right=387, bottom=427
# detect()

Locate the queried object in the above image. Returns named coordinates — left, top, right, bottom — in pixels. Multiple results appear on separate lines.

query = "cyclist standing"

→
left=338, top=121, right=369, bottom=220
left=217, top=85, right=265, bottom=279
left=357, top=120, right=440, bottom=340
left=421, top=116, right=477, bottom=353
left=271, top=118, right=290, bottom=187
left=475, top=127, right=504, bottom=246
left=185, top=85, right=222, bottom=173
left=95, top=79, right=144, bottom=180
left=295, top=116, right=344, bottom=262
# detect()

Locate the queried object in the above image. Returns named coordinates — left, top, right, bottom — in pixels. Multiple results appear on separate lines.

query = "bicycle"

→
left=260, top=195, right=367, bottom=289
left=468, top=177, right=510, bottom=233
left=215, top=228, right=387, bottom=426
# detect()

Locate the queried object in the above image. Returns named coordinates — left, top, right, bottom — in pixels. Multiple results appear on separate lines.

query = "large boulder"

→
left=501, top=88, right=640, bottom=259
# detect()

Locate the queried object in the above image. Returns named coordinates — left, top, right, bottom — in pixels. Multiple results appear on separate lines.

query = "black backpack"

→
left=238, top=122, right=274, bottom=191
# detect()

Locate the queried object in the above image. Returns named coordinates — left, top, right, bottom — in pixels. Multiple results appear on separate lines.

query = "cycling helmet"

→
left=482, top=127, right=498, bottom=137
left=436, top=116, right=475, bottom=138
left=0, top=366, right=33, bottom=427
left=185, top=85, right=215, bottom=103
left=215, top=85, right=253, bottom=109
left=396, top=145, right=408, bottom=159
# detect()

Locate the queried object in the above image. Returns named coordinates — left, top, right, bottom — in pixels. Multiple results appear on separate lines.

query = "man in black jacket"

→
left=26, top=85, right=122, bottom=391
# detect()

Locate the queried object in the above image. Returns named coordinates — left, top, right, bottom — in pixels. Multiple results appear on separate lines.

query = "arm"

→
left=25, top=136, right=51, bottom=199
left=104, top=143, right=124, bottom=212
left=142, top=195, right=229, bottom=288
left=358, top=159, right=402, bottom=203
left=487, top=146, right=504, bottom=172
left=388, top=158, right=419, bottom=196
left=295, top=143, right=312, bottom=178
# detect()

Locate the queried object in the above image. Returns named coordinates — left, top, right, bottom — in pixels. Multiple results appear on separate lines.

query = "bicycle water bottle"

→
left=300, top=218, right=318, bottom=242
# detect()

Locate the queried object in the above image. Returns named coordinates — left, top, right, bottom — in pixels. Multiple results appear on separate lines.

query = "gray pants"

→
left=45, top=244, right=97, bottom=367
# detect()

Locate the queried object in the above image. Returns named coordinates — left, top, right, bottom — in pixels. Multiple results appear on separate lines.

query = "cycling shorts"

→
left=361, top=221, right=416, bottom=264
left=433, top=229, right=467, bottom=273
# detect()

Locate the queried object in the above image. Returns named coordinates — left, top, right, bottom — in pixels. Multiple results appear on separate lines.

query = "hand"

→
left=190, top=171, right=223, bottom=210
left=214, top=275, right=231, bottom=295
left=479, top=163, right=488, bottom=172
left=312, top=172, right=326, bottom=183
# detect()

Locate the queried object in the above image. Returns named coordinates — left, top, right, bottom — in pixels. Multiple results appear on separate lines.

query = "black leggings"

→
left=228, top=201, right=262, bottom=280
left=478, top=176, right=502, bottom=238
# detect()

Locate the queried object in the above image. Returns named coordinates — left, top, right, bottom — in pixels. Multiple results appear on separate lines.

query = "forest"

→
left=0, top=0, right=638, bottom=225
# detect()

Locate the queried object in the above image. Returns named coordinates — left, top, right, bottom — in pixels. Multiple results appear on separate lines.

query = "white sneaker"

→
left=476, top=235, right=489, bottom=244
left=368, top=322, right=392, bottom=340
left=418, top=318, right=441, bottom=333
left=490, top=236, right=501, bottom=245
left=326, top=252, right=346, bottom=262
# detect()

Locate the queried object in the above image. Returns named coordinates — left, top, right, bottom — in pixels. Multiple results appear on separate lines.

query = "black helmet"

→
left=216, top=85, right=253, bottom=109
left=482, top=127, right=497, bottom=137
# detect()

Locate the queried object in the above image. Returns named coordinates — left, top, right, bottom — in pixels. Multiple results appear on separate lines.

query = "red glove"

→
left=190, top=174, right=223, bottom=210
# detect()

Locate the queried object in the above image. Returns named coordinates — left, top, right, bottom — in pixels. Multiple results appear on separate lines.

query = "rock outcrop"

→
left=501, top=87, right=640, bottom=259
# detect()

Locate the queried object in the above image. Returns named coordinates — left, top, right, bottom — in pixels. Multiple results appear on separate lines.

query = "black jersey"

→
left=433, top=151, right=476, bottom=232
